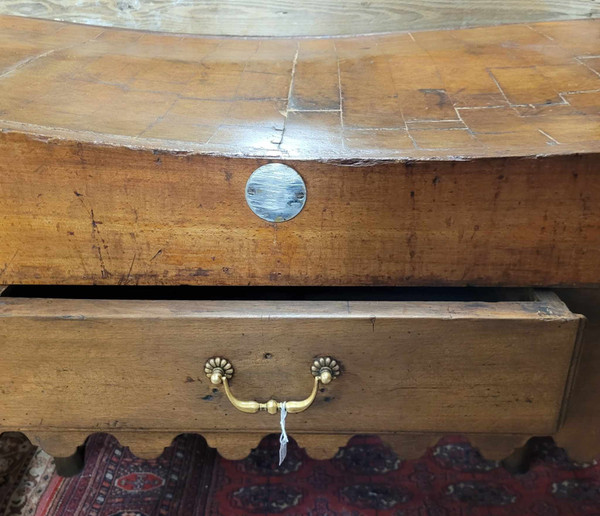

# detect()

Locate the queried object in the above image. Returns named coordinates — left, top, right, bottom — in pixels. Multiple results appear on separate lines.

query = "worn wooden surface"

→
left=0, top=0, right=597, bottom=36
left=555, top=289, right=600, bottom=461
left=0, top=16, right=598, bottom=159
left=0, top=17, right=598, bottom=287
left=0, top=293, right=584, bottom=459
left=0, top=17, right=599, bottom=286
left=1, top=135, right=599, bottom=286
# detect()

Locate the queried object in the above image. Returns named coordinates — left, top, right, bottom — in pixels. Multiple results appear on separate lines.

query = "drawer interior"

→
left=1, top=285, right=535, bottom=302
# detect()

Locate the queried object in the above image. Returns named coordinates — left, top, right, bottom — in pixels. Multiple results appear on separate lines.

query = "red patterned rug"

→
left=2, top=433, right=600, bottom=515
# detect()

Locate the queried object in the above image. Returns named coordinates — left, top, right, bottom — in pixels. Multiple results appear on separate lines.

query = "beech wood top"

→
left=0, top=15, right=598, bottom=161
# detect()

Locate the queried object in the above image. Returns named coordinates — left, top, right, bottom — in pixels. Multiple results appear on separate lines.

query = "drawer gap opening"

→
left=1, top=285, right=536, bottom=302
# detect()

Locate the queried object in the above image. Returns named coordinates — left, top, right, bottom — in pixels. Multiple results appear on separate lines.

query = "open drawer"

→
left=0, top=287, right=585, bottom=459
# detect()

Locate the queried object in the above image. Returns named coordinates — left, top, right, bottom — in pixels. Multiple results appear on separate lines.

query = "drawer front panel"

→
left=0, top=294, right=583, bottom=436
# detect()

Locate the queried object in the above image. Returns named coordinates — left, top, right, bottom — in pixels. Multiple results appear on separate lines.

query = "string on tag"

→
left=279, top=402, right=289, bottom=466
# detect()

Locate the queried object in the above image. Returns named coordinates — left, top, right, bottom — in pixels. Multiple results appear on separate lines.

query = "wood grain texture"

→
left=1, top=133, right=599, bottom=286
left=555, top=289, right=600, bottom=461
left=0, top=0, right=596, bottom=36
left=0, top=17, right=598, bottom=286
left=0, top=16, right=598, bottom=160
left=0, top=293, right=583, bottom=463
left=11, top=290, right=600, bottom=463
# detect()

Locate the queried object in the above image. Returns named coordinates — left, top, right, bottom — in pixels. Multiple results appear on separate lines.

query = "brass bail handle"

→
left=204, top=356, right=341, bottom=414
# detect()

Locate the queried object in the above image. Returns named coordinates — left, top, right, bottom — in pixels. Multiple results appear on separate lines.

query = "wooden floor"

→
left=0, top=0, right=597, bottom=36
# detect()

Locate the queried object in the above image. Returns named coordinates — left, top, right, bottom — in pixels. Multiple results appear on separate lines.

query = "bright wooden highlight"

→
left=0, top=0, right=596, bottom=36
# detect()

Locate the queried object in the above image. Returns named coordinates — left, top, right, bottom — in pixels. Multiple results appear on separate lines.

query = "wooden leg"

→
left=501, top=439, right=534, bottom=474
left=53, top=444, right=86, bottom=477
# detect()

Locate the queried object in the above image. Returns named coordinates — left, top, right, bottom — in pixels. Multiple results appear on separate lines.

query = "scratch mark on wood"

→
left=75, top=194, right=111, bottom=279
left=487, top=70, right=513, bottom=108
left=119, top=252, right=137, bottom=285
left=0, top=49, right=59, bottom=80
left=278, top=42, right=300, bottom=148
left=333, top=41, right=344, bottom=131
left=539, top=129, right=560, bottom=145
left=576, top=57, right=600, bottom=79
left=0, top=250, right=18, bottom=278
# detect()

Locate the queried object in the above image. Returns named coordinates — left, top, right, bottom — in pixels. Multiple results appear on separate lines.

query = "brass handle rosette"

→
left=204, top=356, right=341, bottom=414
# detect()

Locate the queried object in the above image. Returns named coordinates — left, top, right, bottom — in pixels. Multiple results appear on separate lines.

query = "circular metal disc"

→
left=245, top=164, right=306, bottom=223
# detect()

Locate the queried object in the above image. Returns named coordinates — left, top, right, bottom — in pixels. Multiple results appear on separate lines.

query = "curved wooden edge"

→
left=1, top=17, right=599, bottom=162
left=293, top=434, right=352, bottom=460
left=202, top=433, right=265, bottom=460
left=465, top=434, right=531, bottom=461
left=18, top=430, right=90, bottom=459
left=53, top=445, right=86, bottom=477
left=14, top=430, right=179, bottom=460
left=9, top=430, right=536, bottom=463
left=377, top=433, right=530, bottom=461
